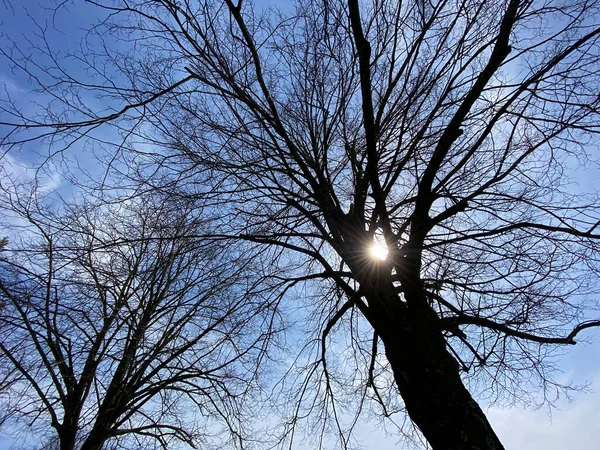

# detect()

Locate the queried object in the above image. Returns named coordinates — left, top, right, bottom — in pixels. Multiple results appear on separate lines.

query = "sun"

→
left=370, top=241, right=389, bottom=261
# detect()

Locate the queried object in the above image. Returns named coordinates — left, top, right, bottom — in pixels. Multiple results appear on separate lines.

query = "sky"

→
left=1, top=1, right=600, bottom=449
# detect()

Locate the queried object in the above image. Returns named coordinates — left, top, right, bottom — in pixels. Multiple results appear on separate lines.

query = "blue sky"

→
left=1, top=1, right=600, bottom=449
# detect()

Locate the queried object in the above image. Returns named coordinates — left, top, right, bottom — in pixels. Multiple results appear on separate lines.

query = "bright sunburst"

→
left=370, top=241, right=388, bottom=261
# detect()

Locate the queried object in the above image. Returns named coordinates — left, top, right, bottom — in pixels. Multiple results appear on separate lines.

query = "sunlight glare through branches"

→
left=370, top=240, right=388, bottom=261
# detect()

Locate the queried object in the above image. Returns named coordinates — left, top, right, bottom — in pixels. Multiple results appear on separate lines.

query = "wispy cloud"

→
left=1, top=153, right=62, bottom=194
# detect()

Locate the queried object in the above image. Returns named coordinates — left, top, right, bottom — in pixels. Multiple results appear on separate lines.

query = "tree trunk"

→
left=336, top=219, right=504, bottom=448
left=56, top=406, right=82, bottom=450
left=79, top=427, right=108, bottom=450
left=371, top=298, right=504, bottom=450
left=57, top=425, right=77, bottom=450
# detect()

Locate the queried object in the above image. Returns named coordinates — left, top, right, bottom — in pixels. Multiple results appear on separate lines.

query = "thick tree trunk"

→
left=57, top=425, right=77, bottom=450
left=384, top=328, right=503, bottom=449
left=371, top=299, right=504, bottom=450
left=79, top=426, right=108, bottom=450
left=335, top=222, right=504, bottom=448
left=335, top=224, right=503, bottom=449
left=56, top=407, right=81, bottom=450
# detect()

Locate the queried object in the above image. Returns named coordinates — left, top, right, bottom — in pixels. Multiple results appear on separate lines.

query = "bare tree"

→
left=0, top=182, right=275, bottom=450
left=2, top=0, right=600, bottom=448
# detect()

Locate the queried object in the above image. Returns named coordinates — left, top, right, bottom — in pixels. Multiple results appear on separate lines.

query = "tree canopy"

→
left=0, top=183, right=277, bottom=449
left=2, top=0, right=600, bottom=449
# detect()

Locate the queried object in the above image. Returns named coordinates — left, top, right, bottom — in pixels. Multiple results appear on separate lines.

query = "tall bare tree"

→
left=2, top=0, right=600, bottom=448
left=0, top=183, right=274, bottom=450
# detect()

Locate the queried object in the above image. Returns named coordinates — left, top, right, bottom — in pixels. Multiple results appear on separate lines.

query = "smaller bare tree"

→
left=0, top=182, right=274, bottom=450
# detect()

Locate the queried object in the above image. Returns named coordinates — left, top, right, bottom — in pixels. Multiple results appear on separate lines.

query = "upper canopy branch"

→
left=424, top=221, right=600, bottom=249
left=430, top=290, right=600, bottom=345
left=0, top=74, right=195, bottom=131
left=412, top=0, right=520, bottom=227
left=347, top=0, right=394, bottom=241
left=444, top=315, right=600, bottom=345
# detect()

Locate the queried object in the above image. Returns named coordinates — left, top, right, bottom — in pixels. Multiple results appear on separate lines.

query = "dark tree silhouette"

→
left=0, top=184, right=274, bottom=450
left=2, top=0, right=600, bottom=448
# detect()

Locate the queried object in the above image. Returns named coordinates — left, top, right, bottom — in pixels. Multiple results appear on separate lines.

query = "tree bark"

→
left=57, top=425, right=77, bottom=450
left=337, top=231, right=504, bottom=449
left=334, top=213, right=505, bottom=448
left=369, top=294, right=504, bottom=450
left=79, top=424, right=110, bottom=450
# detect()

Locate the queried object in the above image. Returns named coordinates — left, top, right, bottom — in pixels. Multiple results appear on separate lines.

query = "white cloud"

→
left=488, top=377, right=600, bottom=450
left=0, top=154, right=63, bottom=244
left=0, top=73, right=26, bottom=97
left=0, top=154, right=62, bottom=194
